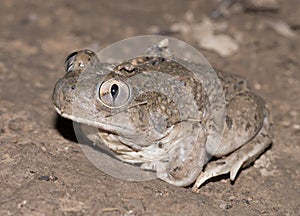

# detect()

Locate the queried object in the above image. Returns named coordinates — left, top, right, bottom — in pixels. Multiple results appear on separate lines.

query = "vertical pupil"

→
left=110, top=84, right=119, bottom=99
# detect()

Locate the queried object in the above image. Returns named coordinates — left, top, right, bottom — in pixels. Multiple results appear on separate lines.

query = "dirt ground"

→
left=0, top=0, right=299, bottom=215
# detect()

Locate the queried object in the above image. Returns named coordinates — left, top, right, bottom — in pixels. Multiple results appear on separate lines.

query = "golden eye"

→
left=99, top=79, right=131, bottom=108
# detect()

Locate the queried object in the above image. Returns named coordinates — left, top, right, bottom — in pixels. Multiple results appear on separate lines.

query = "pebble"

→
left=267, top=20, right=296, bottom=38
left=243, top=0, right=279, bottom=12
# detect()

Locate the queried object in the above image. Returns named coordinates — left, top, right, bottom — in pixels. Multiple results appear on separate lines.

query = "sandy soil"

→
left=0, top=0, right=299, bottom=215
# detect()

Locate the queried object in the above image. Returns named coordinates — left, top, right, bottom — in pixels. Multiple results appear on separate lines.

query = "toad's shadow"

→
left=55, top=115, right=78, bottom=143
left=54, top=114, right=119, bottom=155
left=54, top=114, right=157, bottom=181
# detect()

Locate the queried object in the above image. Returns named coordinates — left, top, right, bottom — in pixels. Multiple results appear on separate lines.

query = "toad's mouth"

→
left=53, top=105, right=134, bottom=135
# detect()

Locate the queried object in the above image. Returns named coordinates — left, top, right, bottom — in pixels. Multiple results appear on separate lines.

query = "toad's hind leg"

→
left=192, top=117, right=272, bottom=192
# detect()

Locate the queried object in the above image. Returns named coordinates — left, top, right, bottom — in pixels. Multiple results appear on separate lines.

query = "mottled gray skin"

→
left=53, top=45, right=272, bottom=192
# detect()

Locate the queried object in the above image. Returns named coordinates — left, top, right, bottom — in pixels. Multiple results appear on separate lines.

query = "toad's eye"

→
left=64, top=49, right=98, bottom=73
left=98, top=79, right=131, bottom=108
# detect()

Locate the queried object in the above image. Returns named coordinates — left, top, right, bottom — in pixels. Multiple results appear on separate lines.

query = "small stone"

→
left=254, top=83, right=261, bottom=90
left=243, top=0, right=279, bottom=12
left=2, top=153, right=11, bottom=162
left=282, top=121, right=291, bottom=127
left=38, top=176, right=50, bottom=181
left=148, top=25, right=159, bottom=34
left=17, top=200, right=27, bottom=208
left=290, top=110, right=297, bottom=117
left=242, top=198, right=250, bottom=205
left=8, top=119, right=23, bottom=131
left=229, top=195, right=236, bottom=201
left=293, top=124, right=300, bottom=130
left=267, top=20, right=296, bottom=38
left=38, top=175, right=58, bottom=181
left=219, top=202, right=233, bottom=210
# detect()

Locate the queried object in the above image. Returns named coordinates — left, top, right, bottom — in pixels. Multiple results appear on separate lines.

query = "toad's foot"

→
left=192, top=118, right=272, bottom=193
